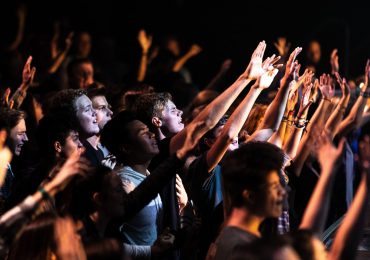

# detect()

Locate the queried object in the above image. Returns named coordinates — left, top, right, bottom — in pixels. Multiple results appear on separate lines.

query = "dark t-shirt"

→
left=207, top=226, right=258, bottom=260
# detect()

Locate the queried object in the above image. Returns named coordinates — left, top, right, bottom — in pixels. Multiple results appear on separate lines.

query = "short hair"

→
left=199, top=114, right=229, bottom=152
left=222, top=141, right=285, bottom=208
left=100, top=110, right=137, bottom=163
left=0, top=108, right=26, bottom=134
left=132, top=92, right=172, bottom=130
left=86, top=83, right=107, bottom=99
left=36, top=115, right=77, bottom=158
left=47, top=89, right=86, bottom=129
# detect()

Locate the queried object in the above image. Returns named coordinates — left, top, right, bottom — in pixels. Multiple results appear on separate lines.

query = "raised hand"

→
left=21, top=56, right=36, bottom=89
left=361, top=59, right=370, bottom=92
left=310, top=79, right=320, bottom=103
left=284, top=47, right=303, bottom=78
left=1, top=88, right=14, bottom=109
left=335, top=72, right=350, bottom=98
left=220, top=59, right=232, bottom=73
left=64, top=31, right=74, bottom=52
left=316, top=131, right=345, bottom=171
left=297, top=80, right=313, bottom=118
left=319, top=74, right=335, bottom=100
left=187, top=44, right=202, bottom=57
left=242, top=41, right=266, bottom=80
left=257, top=67, right=279, bottom=89
left=176, top=174, right=188, bottom=213
left=273, top=37, right=291, bottom=57
left=330, top=49, right=339, bottom=74
left=138, top=29, right=152, bottom=54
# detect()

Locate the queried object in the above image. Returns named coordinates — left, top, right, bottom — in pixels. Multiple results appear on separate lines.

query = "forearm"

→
left=283, top=125, right=304, bottom=159
left=9, top=85, right=27, bottom=109
left=325, top=96, right=350, bottom=138
left=328, top=172, right=368, bottom=260
left=259, top=77, right=290, bottom=132
left=173, top=54, right=192, bottom=72
left=205, top=68, right=228, bottom=91
left=170, top=76, right=250, bottom=153
left=122, top=155, right=184, bottom=221
left=299, top=166, right=336, bottom=234
left=137, top=52, right=149, bottom=82
left=337, top=95, right=367, bottom=137
left=206, top=86, right=262, bottom=171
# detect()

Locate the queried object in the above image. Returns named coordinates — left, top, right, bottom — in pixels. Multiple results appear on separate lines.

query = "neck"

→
left=89, top=211, right=109, bottom=237
left=129, top=161, right=151, bottom=176
left=86, top=135, right=100, bottom=150
left=155, top=128, right=166, bottom=141
left=226, top=207, right=264, bottom=237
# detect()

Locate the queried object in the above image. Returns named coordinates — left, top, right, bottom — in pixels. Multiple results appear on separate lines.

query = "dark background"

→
left=1, top=0, right=369, bottom=87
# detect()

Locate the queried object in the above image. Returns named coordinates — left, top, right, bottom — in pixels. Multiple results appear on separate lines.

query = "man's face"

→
left=160, top=100, right=184, bottom=136
left=126, top=120, right=159, bottom=159
left=61, top=130, right=84, bottom=157
left=72, top=62, right=94, bottom=89
left=212, top=125, right=239, bottom=151
left=75, top=95, right=99, bottom=137
left=9, top=118, right=28, bottom=156
left=91, top=96, right=113, bottom=131
left=255, top=171, right=286, bottom=218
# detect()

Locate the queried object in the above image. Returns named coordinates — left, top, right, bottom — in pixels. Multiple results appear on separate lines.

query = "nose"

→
left=178, top=109, right=183, bottom=117
left=107, top=107, right=113, bottom=117
left=23, top=133, right=29, bottom=142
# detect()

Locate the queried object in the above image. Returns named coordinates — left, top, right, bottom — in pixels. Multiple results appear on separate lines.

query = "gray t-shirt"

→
left=207, top=226, right=258, bottom=260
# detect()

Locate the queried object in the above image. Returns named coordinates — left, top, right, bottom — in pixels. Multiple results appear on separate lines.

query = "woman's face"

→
left=74, top=95, right=99, bottom=137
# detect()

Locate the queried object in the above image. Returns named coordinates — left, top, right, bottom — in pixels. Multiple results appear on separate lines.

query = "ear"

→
left=242, top=189, right=255, bottom=206
left=54, top=141, right=62, bottom=153
left=92, top=192, right=102, bottom=205
left=152, top=117, right=162, bottom=128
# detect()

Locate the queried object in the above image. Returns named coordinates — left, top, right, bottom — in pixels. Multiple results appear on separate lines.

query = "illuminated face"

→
left=91, top=96, right=113, bottom=131
left=72, top=62, right=94, bottom=89
left=255, top=171, right=286, bottom=218
left=61, top=130, right=84, bottom=157
left=160, top=100, right=184, bottom=136
left=9, top=119, right=28, bottom=156
left=126, top=120, right=159, bottom=159
left=308, top=41, right=321, bottom=64
left=75, top=95, right=99, bottom=137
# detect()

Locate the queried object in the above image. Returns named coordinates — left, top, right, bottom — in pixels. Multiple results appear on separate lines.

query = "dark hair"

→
left=132, top=92, right=172, bottom=131
left=36, top=115, right=77, bottom=158
left=47, top=89, right=86, bottom=130
left=7, top=212, right=58, bottom=260
left=67, top=57, right=93, bottom=78
left=69, top=165, right=114, bottom=219
left=86, top=83, right=107, bottom=99
left=100, top=110, right=137, bottom=163
left=199, top=114, right=229, bottom=152
left=222, top=141, right=285, bottom=209
left=0, top=108, right=26, bottom=134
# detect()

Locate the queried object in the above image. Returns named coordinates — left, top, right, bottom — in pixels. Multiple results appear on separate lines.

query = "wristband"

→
left=38, top=187, right=51, bottom=201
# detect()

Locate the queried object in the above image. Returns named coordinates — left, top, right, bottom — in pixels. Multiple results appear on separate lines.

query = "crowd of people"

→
left=1, top=4, right=370, bottom=260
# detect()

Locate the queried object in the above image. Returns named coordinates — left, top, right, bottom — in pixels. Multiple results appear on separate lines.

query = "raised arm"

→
left=206, top=68, right=278, bottom=172
left=204, top=59, right=232, bottom=91
left=336, top=60, right=370, bottom=137
left=170, top=41, right=279, bottom=153
left=299, top=132, right=345, bottom=235
left=328, top=136, right=370, bottom=260
left=291, top=76, right=334, bottom=177
left=324, top=72, right=351, bottom=139
left=137, top=29, right=153, bottom=82
left=6, top=5, right=26, bottom=52
left=172, top=44, right=202, bottom=72
left=248, top=47, right=302, bottom=142
left=48, top=32, right=73, bottom=74
left=283, top=79, right=314, bottom=159
left=9, top=56, right=36, bottom=109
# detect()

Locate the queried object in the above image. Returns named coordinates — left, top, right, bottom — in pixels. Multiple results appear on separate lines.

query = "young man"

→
left=207, top=142, right=286, bottom=259
left=0, top=108, right=28, bottom=201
